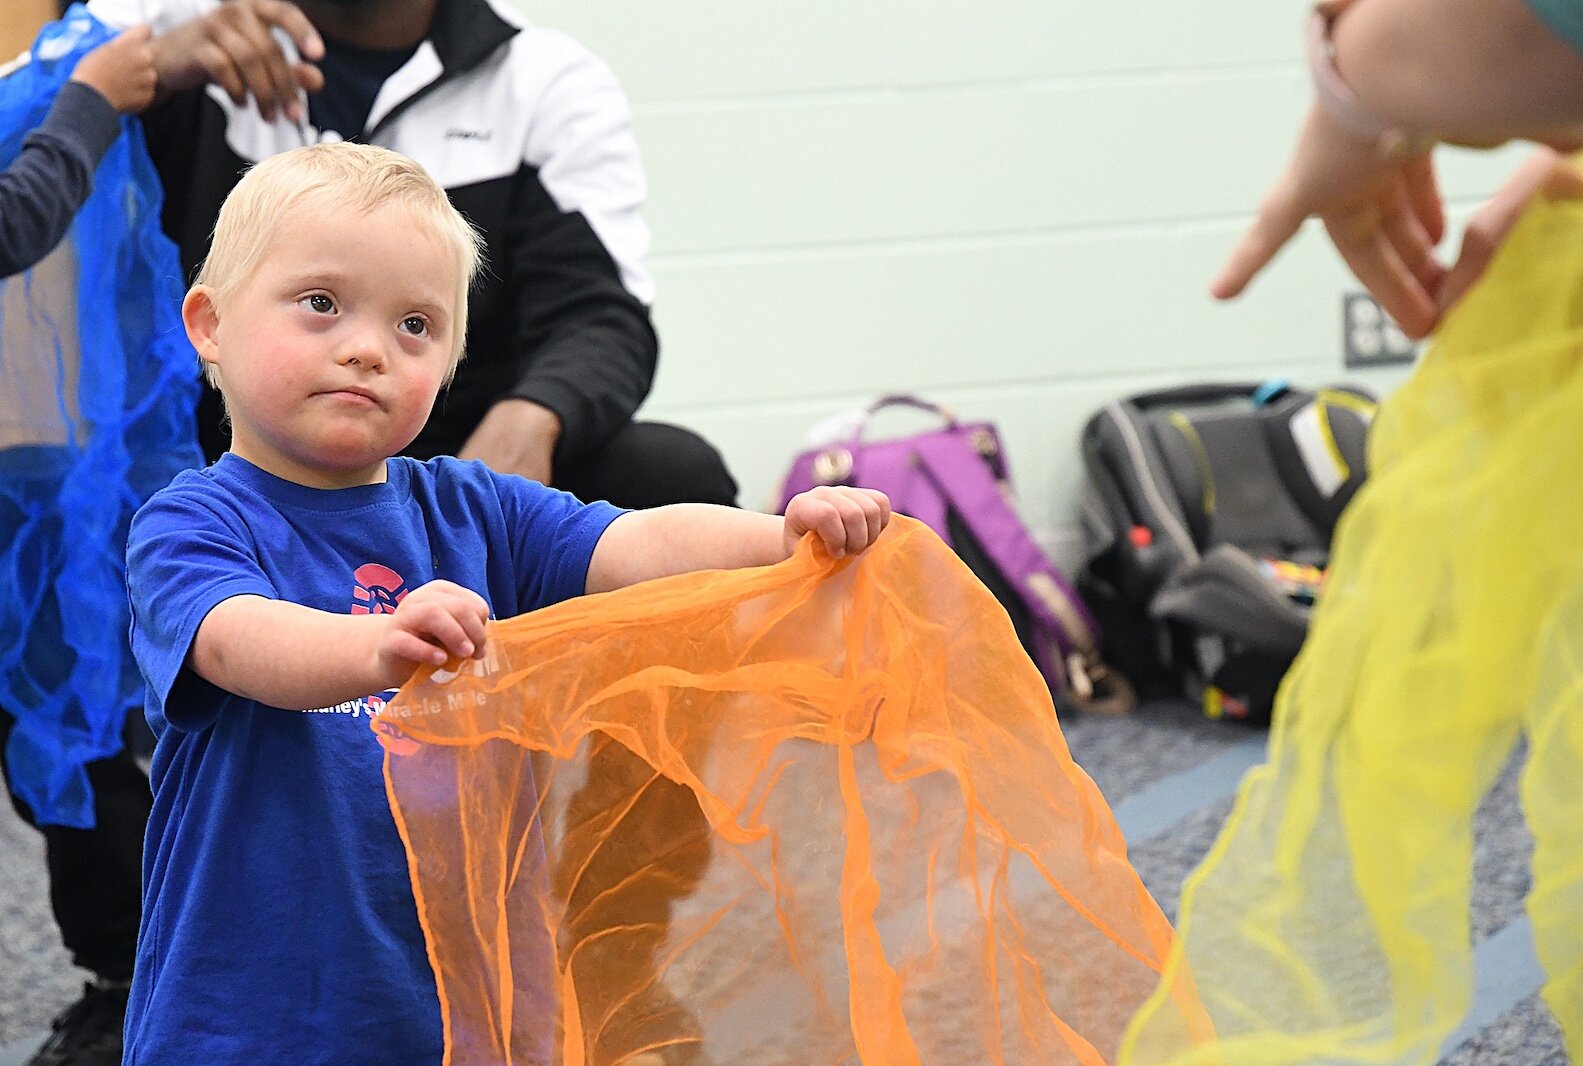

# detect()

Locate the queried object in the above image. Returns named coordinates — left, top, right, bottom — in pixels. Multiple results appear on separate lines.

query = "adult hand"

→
left=459, top=399, right=562, bottom=486
left=149, top=0, right=325, bottom=123
left=1211, top=102, right=1448, bottom=340
left=783, top=486, right=891, bottom=560
left=71, top=25, right=158, bottom=115
left=1438, top=147, right=1583, bottom=314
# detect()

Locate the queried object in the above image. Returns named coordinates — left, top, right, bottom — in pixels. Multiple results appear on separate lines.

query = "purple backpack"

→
left=779, top=396, right=1133, bottom=715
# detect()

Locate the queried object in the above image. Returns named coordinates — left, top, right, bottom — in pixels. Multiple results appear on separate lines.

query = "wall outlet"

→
left=1342, top=292, right=1418, bottom=368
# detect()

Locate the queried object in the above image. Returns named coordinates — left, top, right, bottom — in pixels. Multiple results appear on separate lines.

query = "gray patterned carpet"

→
left=0, top=699, right=1565, bottom=1063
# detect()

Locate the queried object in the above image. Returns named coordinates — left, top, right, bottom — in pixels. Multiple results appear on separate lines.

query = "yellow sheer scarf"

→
left=1121, top=182, right=1583, bottom=1063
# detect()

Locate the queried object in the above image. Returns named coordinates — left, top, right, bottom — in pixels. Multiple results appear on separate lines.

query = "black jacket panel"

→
left=91, top=0, right=659, bottom=462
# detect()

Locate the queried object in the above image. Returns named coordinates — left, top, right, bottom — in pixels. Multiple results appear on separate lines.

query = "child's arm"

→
left=190, top=580, right=490, bottom=709
left=586, top=486, right=891, bottom=594
left=0, top=27, right=155, bottom=278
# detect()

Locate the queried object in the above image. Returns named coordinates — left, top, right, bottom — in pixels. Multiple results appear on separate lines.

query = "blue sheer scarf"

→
left=0, top=6, right=201, bottom=827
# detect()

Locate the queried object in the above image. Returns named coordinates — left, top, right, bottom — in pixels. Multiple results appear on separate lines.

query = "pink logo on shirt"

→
left=350, top=563, right=420, bottom=755
left=372, top=714, right=420, bottom=758
left=351, top=563, right=408, bottom=615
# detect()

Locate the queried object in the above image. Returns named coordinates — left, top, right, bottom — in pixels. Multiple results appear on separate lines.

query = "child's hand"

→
left=72, top=26, right=158, bottom=116
left=374, top=580, right=490, bottom=685
left=783, top=486, right=892, bottom=560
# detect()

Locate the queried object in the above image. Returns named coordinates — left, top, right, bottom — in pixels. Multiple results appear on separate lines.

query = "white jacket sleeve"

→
left=87, top=0, right=218, bottom=36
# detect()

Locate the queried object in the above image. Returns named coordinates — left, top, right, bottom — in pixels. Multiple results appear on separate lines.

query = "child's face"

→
left=185, top=202, right=461, bottom=489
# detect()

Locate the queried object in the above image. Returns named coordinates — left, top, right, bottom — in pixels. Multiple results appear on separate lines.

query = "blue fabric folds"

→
left=0, top=7, right=201, bottom=827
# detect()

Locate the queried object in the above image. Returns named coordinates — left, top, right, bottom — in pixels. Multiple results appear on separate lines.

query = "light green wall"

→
left=515, top=0, right=1524, bottom=556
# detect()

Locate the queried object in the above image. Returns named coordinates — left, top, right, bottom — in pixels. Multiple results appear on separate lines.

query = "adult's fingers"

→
left=1439, top=149, right=1564, bottom=314
left=158, top=0, right=322, bottom=117
left=209, top=20, right=280, bottom=116
left=252, top=0, right=324, bottom=62
left=217, top=5, right=312, bottom=122
left=1210, top=190, right=1305, bottom=300
left=194, top=38, right=248, bottom=106
left=1401, top=153, right=1446, bottom=247
left=1326, top=208, right=1437, bottom=339
left=235, top=17, right=302, bottom=122
left=1438, top=230, right=1497, bottom=319
left=292, top=59, right=325, bottom=97
left=1380, top=180, right=1446, bottom=301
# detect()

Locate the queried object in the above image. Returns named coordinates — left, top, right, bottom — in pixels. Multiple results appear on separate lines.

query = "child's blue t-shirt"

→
left=122, top=453, right=624, bottom=1064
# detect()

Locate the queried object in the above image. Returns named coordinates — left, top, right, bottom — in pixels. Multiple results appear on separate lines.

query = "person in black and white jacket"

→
left=89, top=0, right=738, bottom=510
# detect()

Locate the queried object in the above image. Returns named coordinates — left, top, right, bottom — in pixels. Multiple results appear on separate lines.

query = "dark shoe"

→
left=25, top=981, right=127, bottom=1066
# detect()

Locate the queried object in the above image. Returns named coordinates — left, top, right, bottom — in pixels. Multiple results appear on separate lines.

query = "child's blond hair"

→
left=194, top=143, right=484, bottom=387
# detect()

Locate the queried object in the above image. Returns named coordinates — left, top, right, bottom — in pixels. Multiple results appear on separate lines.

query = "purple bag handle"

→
left=847, top=395, right=959, bottom=450
left=802, top=395, right=963, bottom=489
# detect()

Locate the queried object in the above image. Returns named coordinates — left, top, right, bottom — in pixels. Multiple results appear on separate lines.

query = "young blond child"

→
left=122, top=142, right=889, bottom=1064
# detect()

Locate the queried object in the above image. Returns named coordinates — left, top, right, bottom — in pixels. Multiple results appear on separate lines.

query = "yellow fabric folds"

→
left=1121, top=188, right=1583, bottom=1063
left=381, top=516, right=1213, bottom=1064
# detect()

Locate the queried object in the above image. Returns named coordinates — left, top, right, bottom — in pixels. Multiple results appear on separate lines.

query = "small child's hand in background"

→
left=783, top=486, right=892, bottom=560
left=71, top=25, right=158, bottom=115
left=375, top=580, right=490, bottom=685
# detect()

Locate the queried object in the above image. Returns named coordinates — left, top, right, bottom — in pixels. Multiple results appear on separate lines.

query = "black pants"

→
left=554, top=421, right=738, bottom=509
left=0, top=707, right=147, bottom=982
left=2, top=417, right=735, bottom=981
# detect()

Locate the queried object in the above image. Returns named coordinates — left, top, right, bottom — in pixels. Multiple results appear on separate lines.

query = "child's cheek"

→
left=259, top=339, right=312, bottom=388
left=395, top=373, right=445, bottom=432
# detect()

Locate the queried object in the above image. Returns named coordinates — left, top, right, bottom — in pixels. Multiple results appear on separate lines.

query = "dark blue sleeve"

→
left=490, top=471, right=625, bottom=612
left=0, top=81, right=122, bottom=279
left=126, top=482, right=277, bottom=731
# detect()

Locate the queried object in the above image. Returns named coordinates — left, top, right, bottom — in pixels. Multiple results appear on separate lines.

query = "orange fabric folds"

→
left=380, top=516, right=1210, bottom=1064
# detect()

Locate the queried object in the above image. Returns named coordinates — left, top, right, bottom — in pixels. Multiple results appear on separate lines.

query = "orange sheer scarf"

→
left=382, top=516, right=1212, bottom=1064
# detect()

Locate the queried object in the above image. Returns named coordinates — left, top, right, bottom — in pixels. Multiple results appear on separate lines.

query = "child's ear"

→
left=182, top=286, right=222, bottom=372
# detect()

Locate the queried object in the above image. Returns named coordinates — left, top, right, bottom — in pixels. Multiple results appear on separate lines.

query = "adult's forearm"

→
left=191, top=595, right=392, bottom=709
left=511, top=315, right=657, bottom=461
left=0, top=82, right=119, bottom=278
left=1335, top=0, right=1583, bottom=142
